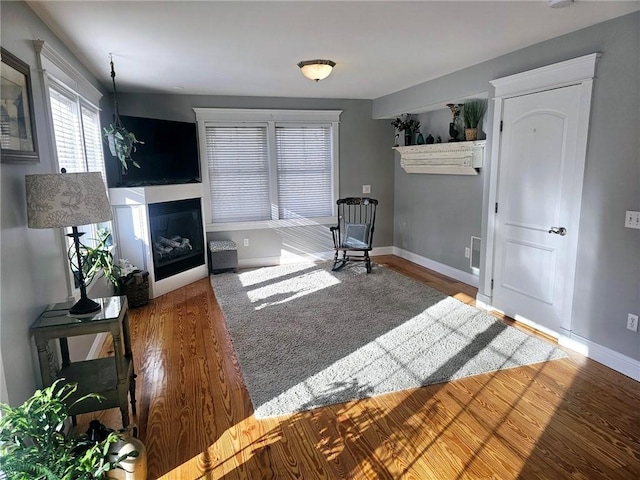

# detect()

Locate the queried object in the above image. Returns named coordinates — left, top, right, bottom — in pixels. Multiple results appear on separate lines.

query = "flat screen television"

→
left=105, top=116, right=201, bottom=188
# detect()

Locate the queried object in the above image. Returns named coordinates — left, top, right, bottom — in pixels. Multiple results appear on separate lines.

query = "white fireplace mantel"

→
left=393, top=141, right=486, bottom=175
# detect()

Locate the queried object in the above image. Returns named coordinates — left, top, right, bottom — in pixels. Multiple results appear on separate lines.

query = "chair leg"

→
left=365, top=252, right=372, bottom=273
left=332, top=251, right=349, bottom=271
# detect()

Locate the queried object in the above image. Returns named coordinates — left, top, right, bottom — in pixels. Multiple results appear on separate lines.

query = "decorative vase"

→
left=107, top=426, right=148, bottom=480
left=465, top=128, right=478, bottom=141
left=404, top=131, right=413, bottom=146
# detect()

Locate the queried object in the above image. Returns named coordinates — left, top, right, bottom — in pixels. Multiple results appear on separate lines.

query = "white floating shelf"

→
left=393, top=141, right=486, bottom=175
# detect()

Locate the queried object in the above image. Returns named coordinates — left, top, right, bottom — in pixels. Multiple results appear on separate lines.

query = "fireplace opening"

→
left=148, top=198, right=205, bottom=281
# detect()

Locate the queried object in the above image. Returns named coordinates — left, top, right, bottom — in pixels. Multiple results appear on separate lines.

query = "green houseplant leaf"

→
left=462, top=100, right=488, bottom=129
left=103, top=124, right=143, bottom=171
left=68, top=228, right=120, bottom=290
left=0, top=380, right=136, bottom=480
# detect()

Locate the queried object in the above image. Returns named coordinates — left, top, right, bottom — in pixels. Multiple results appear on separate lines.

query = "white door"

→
left=492, top=85, right=583, bottom=335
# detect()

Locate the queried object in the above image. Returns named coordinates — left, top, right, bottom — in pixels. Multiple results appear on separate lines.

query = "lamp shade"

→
left=25, top=172, right=112, bottom=229
left=297, top=59, right=336, bottom=82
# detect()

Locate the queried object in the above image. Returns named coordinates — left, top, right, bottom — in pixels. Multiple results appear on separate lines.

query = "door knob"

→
left=548, top=226, right=567, bottom=236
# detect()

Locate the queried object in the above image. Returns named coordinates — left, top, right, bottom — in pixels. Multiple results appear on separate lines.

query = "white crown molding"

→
left=490, top=53, right=600, bottom=98
left=33, top=39, right=103, bottom=106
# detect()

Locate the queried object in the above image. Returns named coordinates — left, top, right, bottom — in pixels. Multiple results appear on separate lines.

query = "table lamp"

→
left=25, top=170, right=113, bottom=315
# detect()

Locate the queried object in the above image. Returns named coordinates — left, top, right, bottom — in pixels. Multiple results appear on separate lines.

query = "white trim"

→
left=152, top=265, right=209, bottom=298
left=207, top=216, right=337, bottom=232
left=87, top=333, right=108, bottom=360
left=485, top=53, right=599, bottom=336
left=393, top=247, right=479, bottom=287
left=33, top=40, right=103, bottom=106
left=559, top=332, right=640, bottom=382
left=490, top=53, right=600, bottom=98
left=193, top=108, right=342, bottom=123
left=197, top=109, right=341, bottom=227
left=475, top=292, right=493, bottom=310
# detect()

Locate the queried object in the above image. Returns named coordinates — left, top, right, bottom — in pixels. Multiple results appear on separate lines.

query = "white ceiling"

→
left=27, top=1, right=640, bottom=100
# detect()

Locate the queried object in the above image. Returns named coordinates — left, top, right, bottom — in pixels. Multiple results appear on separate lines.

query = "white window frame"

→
left=194, top=108, right=341, bottom=231
left=34, top=40, right=109, bottom=298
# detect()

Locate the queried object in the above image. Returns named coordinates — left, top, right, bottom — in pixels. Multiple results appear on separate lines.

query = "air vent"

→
left=470, top=236, right=481, bottom=273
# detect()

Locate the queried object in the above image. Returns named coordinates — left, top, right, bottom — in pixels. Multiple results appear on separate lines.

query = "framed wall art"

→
left=1, top=48, right=39, bottom=163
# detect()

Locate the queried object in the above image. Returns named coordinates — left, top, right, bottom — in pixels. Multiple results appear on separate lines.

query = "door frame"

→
left=479, top=53, right=599, bottom=336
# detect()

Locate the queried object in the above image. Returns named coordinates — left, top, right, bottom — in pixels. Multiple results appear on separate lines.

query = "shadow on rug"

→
left=211, top=262, right=567, bottom=418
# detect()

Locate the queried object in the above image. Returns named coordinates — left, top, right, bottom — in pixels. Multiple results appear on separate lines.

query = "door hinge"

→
left=491, top=279, right=494, bottom=290
left=495, top=202, right=498, bottom=213
left=500, top=121, right=503, bottom=132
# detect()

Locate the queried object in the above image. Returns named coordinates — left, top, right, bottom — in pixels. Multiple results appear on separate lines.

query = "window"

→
left=195, top=109, right=341, bottom=230
left=36, top=40, right=109, bottom=295
left=49, top=86, right=106, bottom=178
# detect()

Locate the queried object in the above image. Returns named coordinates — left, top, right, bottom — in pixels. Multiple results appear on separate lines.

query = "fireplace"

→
left=148, top=198, right=205, bottom=281
left=109, top=184, right=208, bottom=299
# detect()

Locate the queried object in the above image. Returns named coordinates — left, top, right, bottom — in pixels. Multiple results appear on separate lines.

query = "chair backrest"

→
left=337, top=197, right=378, bottom=249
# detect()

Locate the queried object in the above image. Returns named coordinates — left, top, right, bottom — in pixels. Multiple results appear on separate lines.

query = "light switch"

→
left=625, top=211, right=640, bottom=229
left=362, top=185, right=371, bottom=194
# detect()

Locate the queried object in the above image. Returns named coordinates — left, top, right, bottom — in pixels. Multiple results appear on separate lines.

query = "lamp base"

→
left=69, top=296, right=101, bottom=316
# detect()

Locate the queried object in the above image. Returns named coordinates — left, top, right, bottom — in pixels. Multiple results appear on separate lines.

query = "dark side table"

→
left=30, top=295, right=136, bottom=427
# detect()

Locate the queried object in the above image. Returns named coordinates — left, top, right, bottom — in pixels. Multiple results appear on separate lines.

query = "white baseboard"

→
left=475, top=293, right=493, bottom=310
left=559, top=332, right=640, bottom=382
left=238, top=246, right=395, bottom=270
left=392, top=247, right=479, bottom=287
left=87, top=332, right=107, bottom=360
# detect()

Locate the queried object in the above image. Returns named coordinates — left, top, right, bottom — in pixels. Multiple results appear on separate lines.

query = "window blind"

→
left=275, top=125, right=333, bottom=218
left=48, top=85, right=109, bottom=244
left=49, top=87, right=85, bottom=173
left=80, top=105, right=106, bottom=180
left=206, top=126, right=271, bottom=223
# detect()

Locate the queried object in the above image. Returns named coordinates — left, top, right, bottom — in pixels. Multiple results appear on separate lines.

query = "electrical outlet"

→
left=625, top=211, right=640, bottom=229
left=243, top=238, right=249, bottom=247
left=362, top=185, right=371, bottom=194
left=627, top=313, right=639, bottom=332
left=465, top=247, right=471, bottom=258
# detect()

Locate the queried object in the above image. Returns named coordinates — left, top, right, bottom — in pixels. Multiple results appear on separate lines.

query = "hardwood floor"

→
left=76, top=255, right=640, bottom=479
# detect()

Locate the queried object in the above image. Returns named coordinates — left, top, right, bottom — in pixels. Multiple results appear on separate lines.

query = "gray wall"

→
left=0, top=1, right=108, bottom=404
left=393, top=108, right=487, bottom=274
left=111, top=93, right=394, bottom=262
left=375, top=12, right=640, bottom=361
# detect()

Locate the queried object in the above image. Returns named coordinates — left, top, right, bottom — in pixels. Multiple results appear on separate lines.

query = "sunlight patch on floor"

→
left=238, top=261, right=316, bottom=287
left=249, top=268, right=341, bottom=310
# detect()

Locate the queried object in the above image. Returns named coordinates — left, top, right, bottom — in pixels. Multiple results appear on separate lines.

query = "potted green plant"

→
left=462, top=100, right=488, bottom=141
left=103, top=124, right=143, bottom=172
left=391, top=115, right=421, bottom=146
left=69, top=228, right=119, bottom=291
left=0, top=380, right=137, bottom=479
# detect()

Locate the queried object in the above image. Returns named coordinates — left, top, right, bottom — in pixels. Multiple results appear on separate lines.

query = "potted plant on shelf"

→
left=0, top=380, right=138, bottom=479
left=391, top=115, right=421, bottom=146
left=462, top=99, right=488, bottom=141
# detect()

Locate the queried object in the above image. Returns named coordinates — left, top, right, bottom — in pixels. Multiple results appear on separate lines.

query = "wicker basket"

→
left=121, top=271, right=149, bottom=308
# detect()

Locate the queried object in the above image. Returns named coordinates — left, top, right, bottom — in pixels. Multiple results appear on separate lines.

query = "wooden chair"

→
left=330, top=197, right=378, bottom=273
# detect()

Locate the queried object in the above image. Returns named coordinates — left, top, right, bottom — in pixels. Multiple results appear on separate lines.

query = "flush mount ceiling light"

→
left=297, top=59, right=336, bottom=82
left=549, top=0, right=574, bottom=7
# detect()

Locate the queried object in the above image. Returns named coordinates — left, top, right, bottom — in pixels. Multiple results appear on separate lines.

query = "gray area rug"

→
left=211, top=262, right=567, bottom=418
